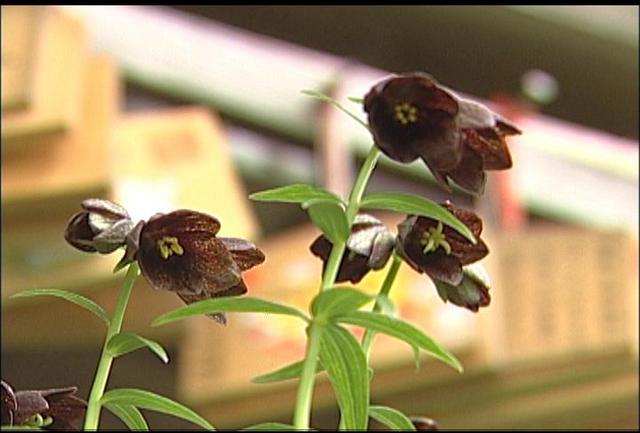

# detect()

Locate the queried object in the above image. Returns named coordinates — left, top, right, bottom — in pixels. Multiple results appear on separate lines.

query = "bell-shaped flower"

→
left=310, top=214, right=395, bottom=284
left=364, top=73, right=521, bottom=195
left=64, top=198, right=134, bottom=254
left=395, top=201, right=488, bottom=287
left=131, top=210, right=265, bottom=324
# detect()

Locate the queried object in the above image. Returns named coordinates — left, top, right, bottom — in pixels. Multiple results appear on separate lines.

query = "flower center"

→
left=157, top=236, right=184, bottom=259
left=420, top=222, right=452, bottom=255
left=23, top=413, right=53, bottom=428
left=394, top=102, right=418, bottom=125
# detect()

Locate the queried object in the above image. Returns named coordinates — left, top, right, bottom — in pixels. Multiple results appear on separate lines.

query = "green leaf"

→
left=369, top=405, right=416, bottom=431
left=100, top=388, right=214, bottom=430
left=319, top=324, right=369, bottom=430
left=11, top=288, right=110, bottom=325
left=103, top=402, right=149, bottom=431
left=348, top=96, right=364, bottom=104
left=251, top=359, right=325, bottom=384
left=360, top=193, right=476, bottom=243
left=311, top=287, right=373, bottom=319
left=336, top=311, right=463, bottom=372
left=106, top=332, right=169, bottom=364
left=249, top=184, right=344, bottom=206
left=241, top=423, right=302, bottom=430
left=306, top=199, right=350, bottom=245
left=152, top=296, right=309, bottom=326
left=301, top=89, right=370, bottom=131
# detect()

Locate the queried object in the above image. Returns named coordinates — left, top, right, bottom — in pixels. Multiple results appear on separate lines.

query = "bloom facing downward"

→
left=364, top=73, right=521, bottom=194
left=310, top=214, right=395, bottom=284
left=1, top=380, right=86, bottom=431
left=396, top=201, right=488, bottom=289
left=134, top=210, right=265, bottom=324
left=64, top=198, right=134, bottom=254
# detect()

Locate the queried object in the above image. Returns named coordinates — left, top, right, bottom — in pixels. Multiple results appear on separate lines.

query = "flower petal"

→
left=464, top=128, right=512, bottom=170
left=138, top=211, right=241, bottom=295
left=219, top=237, right=265, bottom=271
left=445, top=148, right=487, bottom=194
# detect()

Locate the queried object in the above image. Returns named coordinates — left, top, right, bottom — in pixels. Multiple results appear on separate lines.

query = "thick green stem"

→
left=83, top=262, right=140, bottom=430
left=294, top=146, right=381, bottom=430
left=361, top=254, right=403, bottom=360
left=292, top=323, right=323, bottom=429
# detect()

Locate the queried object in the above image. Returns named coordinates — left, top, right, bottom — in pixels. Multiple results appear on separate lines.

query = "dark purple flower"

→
left=64, top=198, right=134, bottom=254
left=410, top=416, right=439, bottom=431
left=310, top=214, right=395, bottom=284
left=1, top=380, right=86, bottom=431
left=364, top=73, right=521, bottom=194
left=433, top=262, right=491, bottom=312
left=396, top=202, right=488, bottom=288
left=132, top=210, right=265, bottom=324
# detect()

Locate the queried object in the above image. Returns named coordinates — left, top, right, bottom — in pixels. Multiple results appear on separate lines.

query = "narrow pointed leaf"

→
left=251, top=359, right=325, bottom=384
left=100, top=389, right=214, bottom=430
left=11, top=288, right=110, bottom=325
left=319, top=324, right=369, bottom=430
left=106, top=332, right=169, bottom=364
left=360, top=193, right=476, bottom=243
left=242, top=423, right=302, bottom=430
left=103, top=402, right=149, bottom=431
left=337, top=311, right=463, bottom=372
left=152, top=296, right=309, bottom=326
left=306, top=199, right=350, bottom=245
left=369, top=405, right=416, bottom=431
left=249, top=184, right=344, bottom=206
left=311, top=287, right=373, bottom=319
left=301, top=89, right=370, bottom=131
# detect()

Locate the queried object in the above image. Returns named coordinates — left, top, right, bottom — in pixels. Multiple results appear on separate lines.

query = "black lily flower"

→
left=364, top=73, right=521, bottom=194
left=396, top=201, right=488, bottom=288
left=1, top=380, right=86, bottom=431
left=64, top=198, right=134, bottom=254
left=433, top=262, right=491, bottom=312
left=130, top=210, right=265, bottom=324
left=310, top=214, right=395, bottom=284
left=410, top=416, right=439, bottom=431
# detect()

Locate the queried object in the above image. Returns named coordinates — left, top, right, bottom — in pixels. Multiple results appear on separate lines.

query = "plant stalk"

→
left=292, top=322, right=323, bottom=429
left=294, top=146, right=380, bottom=430
left=83, top=262, right=140, bottom=430
left=320, top=146, right=380, bottom=291
left=361, top=254, right=403, bottom=360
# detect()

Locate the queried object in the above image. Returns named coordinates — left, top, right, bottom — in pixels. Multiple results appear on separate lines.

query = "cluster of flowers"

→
left=62, top=73, right=519, bottom=316
left=2, top=73, right=519, bottom=431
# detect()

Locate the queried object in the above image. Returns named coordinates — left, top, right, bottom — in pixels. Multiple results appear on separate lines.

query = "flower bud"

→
left=64, top=199, right=134, bottom=254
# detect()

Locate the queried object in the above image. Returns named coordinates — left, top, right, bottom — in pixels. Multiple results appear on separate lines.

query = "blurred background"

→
left=2, top=5, right=638, bottom=430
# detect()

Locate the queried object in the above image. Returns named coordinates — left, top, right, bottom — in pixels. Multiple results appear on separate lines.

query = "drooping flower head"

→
left=310, top=214, right=395, bottom=284
left=130, top=210, right=265, bottom=324
left=64, top=198, right=134, bottom=254
left=65, top=201, right=265, bottom=324
left=364, top=73, right=521, bottom=194
left=396, top=201, right=488, bottom=288
left=1, top=380, right=86, bottom=431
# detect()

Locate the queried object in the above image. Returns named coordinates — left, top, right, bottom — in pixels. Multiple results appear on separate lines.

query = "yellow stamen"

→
left=421, top=222, right=452, bottom=254
left=157, top=236, right=184, bottom=259
left=394, top=102, right=419, bottom=125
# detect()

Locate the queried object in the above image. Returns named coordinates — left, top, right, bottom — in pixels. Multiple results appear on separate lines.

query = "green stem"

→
left=320, top=146, right=380, bottom=291
left=361, top=254, right=403, bottom=360
left=292, top=323, right=323, bottom=429
left=83, top=262, right=140, bottom=430
left=294, top=146, right=381, bottom=430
